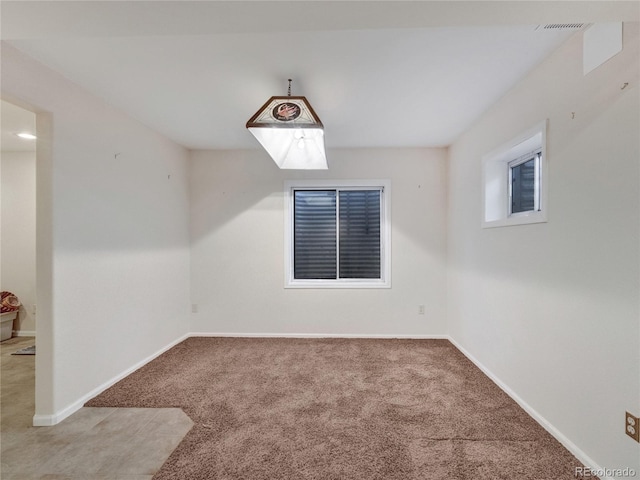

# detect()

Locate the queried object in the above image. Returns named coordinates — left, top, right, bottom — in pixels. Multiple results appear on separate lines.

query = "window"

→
left=285, top=180, right=391, bottom=288
left=509, top=150, right=541, bottom=215
left=482, top=120, right=547, bottom=228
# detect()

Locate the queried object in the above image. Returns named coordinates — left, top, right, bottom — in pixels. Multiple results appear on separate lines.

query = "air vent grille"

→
left=542, top=23, right=585, bottom=30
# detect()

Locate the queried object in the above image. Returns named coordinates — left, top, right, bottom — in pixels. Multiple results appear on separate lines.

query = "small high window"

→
left=482, top=120, right=547, bottom=228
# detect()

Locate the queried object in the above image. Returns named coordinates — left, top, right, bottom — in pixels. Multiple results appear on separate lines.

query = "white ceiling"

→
left=1, top=1, right=637, bottom=151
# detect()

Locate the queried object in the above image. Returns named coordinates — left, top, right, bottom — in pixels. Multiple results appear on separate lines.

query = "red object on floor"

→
left=1, top=291, right=21, bottom=313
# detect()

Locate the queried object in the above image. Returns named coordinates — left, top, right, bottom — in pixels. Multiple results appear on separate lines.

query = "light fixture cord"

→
left=287, top=79, right=292, bottom=97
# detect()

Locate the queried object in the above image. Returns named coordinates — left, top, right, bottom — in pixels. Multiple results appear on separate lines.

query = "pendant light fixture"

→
left=246, top=79, right=327, bottom=170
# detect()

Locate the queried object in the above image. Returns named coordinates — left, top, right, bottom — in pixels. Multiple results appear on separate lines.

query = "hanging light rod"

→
left=246, top=79, right=327, bottom=170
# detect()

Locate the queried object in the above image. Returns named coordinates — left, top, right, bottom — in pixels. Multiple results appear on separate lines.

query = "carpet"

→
left=11, top=345, right=35, bottom=355
left=87, top=337, right=596, bottom=480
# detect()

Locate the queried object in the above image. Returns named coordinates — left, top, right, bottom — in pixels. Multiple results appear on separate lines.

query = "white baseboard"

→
left=33, top=332, right=190, bottom=427
left=14, top=330, right=36, bottom=337
left=33, top=414, right=57, bottom=427
left=447, top=336, right=610, bottom=480
left=190, top=332, right=449, bottom=339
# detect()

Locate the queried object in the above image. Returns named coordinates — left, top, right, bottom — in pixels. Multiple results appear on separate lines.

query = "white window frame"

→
left=482, top=120, right=548, bottom=228
left=284, top=179, right=391, bottom=289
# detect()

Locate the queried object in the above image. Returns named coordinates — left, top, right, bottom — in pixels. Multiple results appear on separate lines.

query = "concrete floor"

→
left=0, top=336, right=193, bottom=480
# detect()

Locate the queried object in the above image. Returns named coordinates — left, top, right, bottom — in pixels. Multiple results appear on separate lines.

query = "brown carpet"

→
left=86, top=337, right=595, bottom=479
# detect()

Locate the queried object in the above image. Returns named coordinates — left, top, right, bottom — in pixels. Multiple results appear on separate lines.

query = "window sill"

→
left=482, top=209, right=547, bottom=229
left=285, top=279, right=391, bottom=289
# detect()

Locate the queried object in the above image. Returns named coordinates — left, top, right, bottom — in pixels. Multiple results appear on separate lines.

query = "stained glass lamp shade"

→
left=246, top=95, right=327, bottom=170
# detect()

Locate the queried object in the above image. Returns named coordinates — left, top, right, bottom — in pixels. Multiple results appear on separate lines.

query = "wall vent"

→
left=538, top=23, right=586, bottom=30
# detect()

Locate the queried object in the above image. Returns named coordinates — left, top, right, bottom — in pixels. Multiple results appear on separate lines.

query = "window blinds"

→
left=293, top=190, right=337, bottom=279
left=338, top=190, right=381, bottom=279
left=293, top=189, right=381, bottom=280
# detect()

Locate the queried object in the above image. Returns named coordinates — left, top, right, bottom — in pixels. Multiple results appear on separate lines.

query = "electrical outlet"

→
left=418, top=305, right=425, bottom=315
left=191, top=304, right=199, bottom=314
left=625, top=411, right=640, bottom=442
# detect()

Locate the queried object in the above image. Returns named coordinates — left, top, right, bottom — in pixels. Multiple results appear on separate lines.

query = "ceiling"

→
left=1, top=1, right=637, bottom=151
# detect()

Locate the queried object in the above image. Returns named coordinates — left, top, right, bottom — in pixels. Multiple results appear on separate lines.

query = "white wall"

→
left=1, top=150, right=37, bottom=334
left=190, top=148, right=447, bottom=336
left=1, top=43, right=191, bottom=423
left=447, top=23, right=639, bottom=476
